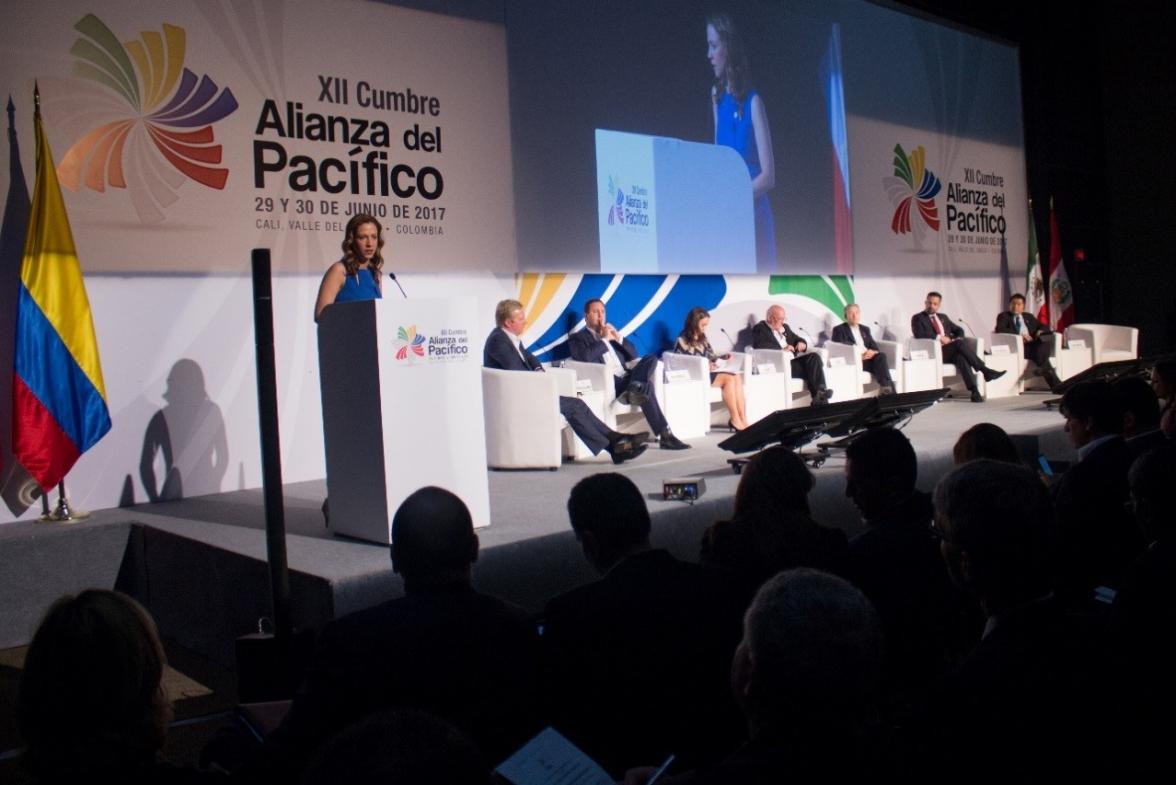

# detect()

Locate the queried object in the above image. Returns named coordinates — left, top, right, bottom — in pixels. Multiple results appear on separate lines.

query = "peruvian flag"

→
left=1047, top=198, right=1074, bottom=332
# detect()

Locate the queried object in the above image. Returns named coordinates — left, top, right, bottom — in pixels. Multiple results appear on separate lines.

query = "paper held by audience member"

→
left=496, top=727, right=614, bottom=785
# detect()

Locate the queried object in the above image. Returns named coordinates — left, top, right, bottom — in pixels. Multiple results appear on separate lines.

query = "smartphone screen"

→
left=1037, top=455, right=1054, bottom=477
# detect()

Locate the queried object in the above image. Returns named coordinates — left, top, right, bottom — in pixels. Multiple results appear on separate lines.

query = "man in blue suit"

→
left=831, top=303, right=895, bottom=396
left=567, top=299, right=689, bottom=450
left=483, top=299, right=647, bottom=464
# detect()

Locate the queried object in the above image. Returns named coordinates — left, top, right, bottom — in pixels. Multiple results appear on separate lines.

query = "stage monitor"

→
left=718, top=398, right=875, bottom=454
left=1053, top=359, right=1153, bottom=394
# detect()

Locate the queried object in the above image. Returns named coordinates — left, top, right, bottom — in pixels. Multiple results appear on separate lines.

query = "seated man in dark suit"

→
left=911, top=291, right=1004, bottom=402
left=568, top=298, right=688, bottom=450
left=831, top=303, right=895, bottom=395
left=750, top=304, right=830, bottom=404
left=994, top=292, right=1061, bottom=390
left=1051, top=380, right=1146, bottom=601
left=484, top=299, right=647, bottom=464
left=843, top=428, right=972, bottom=711
left=916, top=460, right=1109, bottom=783
left=634, top=569, right=887, bottom=785
left=261, top=487, right=542, bottom=778
left=541, top=473, right=744, bottom=777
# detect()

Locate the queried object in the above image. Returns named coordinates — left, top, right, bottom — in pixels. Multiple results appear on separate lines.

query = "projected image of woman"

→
left=707, top=13, right=777, bottom=270
left=314, top=214, right=385, bottom=321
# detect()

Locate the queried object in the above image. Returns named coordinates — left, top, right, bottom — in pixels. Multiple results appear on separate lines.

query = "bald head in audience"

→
left=391, top=486, right=480, bottom=590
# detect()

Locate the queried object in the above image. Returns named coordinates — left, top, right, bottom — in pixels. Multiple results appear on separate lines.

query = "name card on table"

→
left=829, top=356, right=846, bottom=367
left=990, top=344, right=1011, bottom=355
left=1068, top=339, right=1087, bottom=350
left=665, top=369, right=692, bottom=382
left=910, top=349, right=930, bottom=361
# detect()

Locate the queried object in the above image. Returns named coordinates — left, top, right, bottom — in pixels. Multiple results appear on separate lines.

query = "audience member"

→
left=951, top=422, right=1020, bottom=465
left=1114, top=375, right=1165, bottom=461
left=541, top=473, right=743, bottom=777
left=261, top=487, right=541, bottom=778
left=1106, top=446, right=1176, bottom=779
left=1051, top=380, right=1145, bottom=600
left=627, top=569, right=886, bottom=784
left=915, top=460, right=1108, bottom=783
left=1152, top=359, right=1176, bottom=438
left=843, top=428, right=972, bottom=709
left=302, top=709, right=491, bottom=785
left=17, top=589, right=219, bottom=783
left=702, top=446, right=847, bottom=604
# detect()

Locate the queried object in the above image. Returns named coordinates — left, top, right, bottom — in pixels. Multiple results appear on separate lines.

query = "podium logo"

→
left=605, top=175, right=650, bottom=230
left=55, top=13, right=239, bottom=223
left=395, top=326, right=427, bottom=361
left=883, top=143, right=941, bottom=243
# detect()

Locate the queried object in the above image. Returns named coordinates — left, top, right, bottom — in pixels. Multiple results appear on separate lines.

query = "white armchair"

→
left=659, top=352, right=711, bottom=438
left=1065, top=323, right=1139, bottom=365
left=821, top=343, right=866, bottom=401
left=1048, top=332, right=1092, bottom=382
left=748, top=349, right=813, bottom=412
left=908, top=335, right=989, bottom=398
left=481, top=367, right=564, bottom=469
left=982, top=333, right=1025, bottom=398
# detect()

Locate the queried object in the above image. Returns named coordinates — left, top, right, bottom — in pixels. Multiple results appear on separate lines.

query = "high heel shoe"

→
left=728, top=419, right=746, bottom=432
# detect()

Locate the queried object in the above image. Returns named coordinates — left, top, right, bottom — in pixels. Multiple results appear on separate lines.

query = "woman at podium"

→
left=706, top=12, right=777, bottom=271
left=676, top=306, right=749, bottom=430
left=314, top=213, right=385, bottom=321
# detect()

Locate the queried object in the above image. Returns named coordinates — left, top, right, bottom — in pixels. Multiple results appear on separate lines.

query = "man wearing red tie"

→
left=910, top=292, right=1005, bottom=403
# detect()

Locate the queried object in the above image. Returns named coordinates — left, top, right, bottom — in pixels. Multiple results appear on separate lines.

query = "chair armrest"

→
left=750, top=348, right=791, bottom=374
left=547, top=366, right=578, bottom=397
left=907, top=338, right=939, bottom=361
left=661, top=352, right=709, bottom=382
left=988, top=333, right=1020, bottom=355
left=824, top=342, right=859, bottom=366
left=1066, top=326, right=1096, bottom=351
left=562, top=360, right=612, bottom=394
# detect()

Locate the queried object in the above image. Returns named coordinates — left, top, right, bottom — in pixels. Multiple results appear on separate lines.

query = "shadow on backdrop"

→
left=139, top=359, right=228, bottom=502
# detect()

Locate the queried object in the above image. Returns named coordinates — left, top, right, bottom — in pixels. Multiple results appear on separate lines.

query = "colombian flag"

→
left=12, top=94, right=110, bottom=490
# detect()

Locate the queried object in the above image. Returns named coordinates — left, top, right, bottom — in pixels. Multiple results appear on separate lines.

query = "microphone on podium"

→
left=720, top=327, right=737, bottom=350
left=387, top=271, right=408, bottom=298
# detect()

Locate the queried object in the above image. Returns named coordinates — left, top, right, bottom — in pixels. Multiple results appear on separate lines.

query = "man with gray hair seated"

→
left=914, top=460, right=1109, bottom=782
left=626, top=568, right=886, bottom=784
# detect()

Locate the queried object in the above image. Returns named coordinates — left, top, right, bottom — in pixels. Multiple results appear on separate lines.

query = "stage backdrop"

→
left=0, top=0, right=516, bottom=274
left=0, top=0, right=1031, bottom=523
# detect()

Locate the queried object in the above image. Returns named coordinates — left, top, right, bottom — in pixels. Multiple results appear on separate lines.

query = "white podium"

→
left=317, top=297, right=491, bottom=544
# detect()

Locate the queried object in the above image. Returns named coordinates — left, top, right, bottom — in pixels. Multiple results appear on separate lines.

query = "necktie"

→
left=1015, top=315, right=1024, bottom=333
left=932, top=314, right=943, bottom=336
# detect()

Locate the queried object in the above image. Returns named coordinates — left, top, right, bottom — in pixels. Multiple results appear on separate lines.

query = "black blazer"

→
left=831, top=322, right=880, bottom=351
left=911, top=310, right=964, bottom=340
left=483, top=327, right=541, bottom=371
left=994, top=310, right=1048, bottom=338
left=750, top=320, right=804, bottom=351
left=567, top=327, right=638, bottom=365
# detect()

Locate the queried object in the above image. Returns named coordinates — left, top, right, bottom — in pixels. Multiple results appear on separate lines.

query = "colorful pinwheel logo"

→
left=607, top=176, right=625, bottom=225
left=56, top=14, right=238, bottom=223
left=883, top=143, right=941, bottom=241
left=395, top=326, right=427, bottom=361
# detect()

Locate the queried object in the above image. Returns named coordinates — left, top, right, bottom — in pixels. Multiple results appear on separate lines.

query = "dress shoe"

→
left=970, top=389, right=985, bottom=403
left=659, top=431, right=691, bottom=450
left=878, top=385, right=895, bottom=397
left=608, top=439, right=648, bottom=464
left=813, top=388, right=832, bottom=405
left=982, top=367, right=1007, bottom=383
